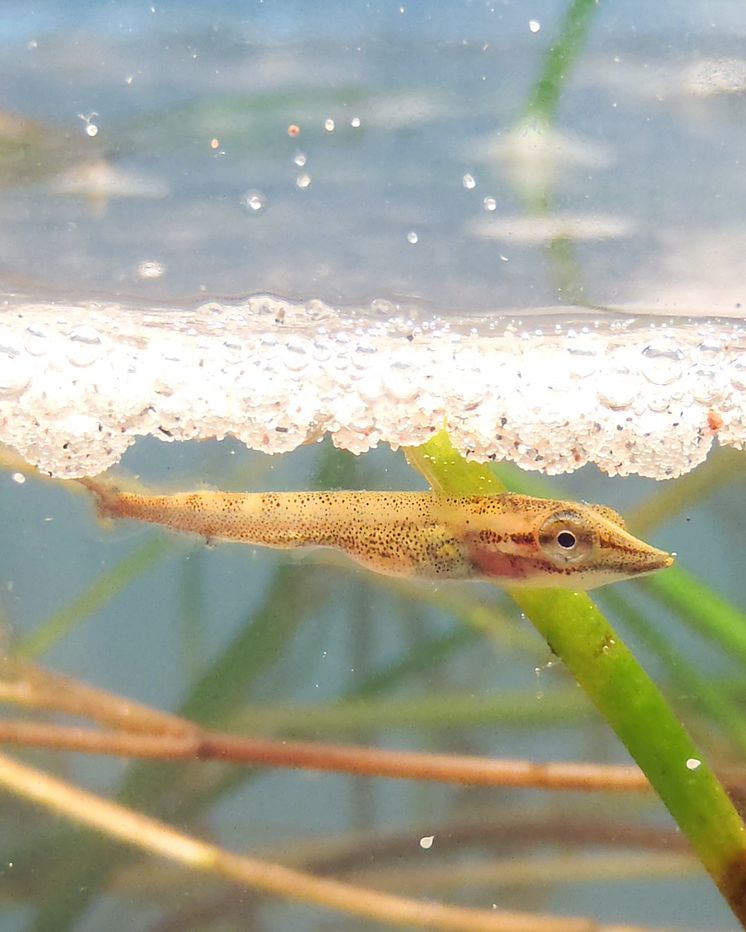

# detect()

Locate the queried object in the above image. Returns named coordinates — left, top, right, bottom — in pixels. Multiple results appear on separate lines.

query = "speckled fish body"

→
left=80, top=483, right=673, bottom=590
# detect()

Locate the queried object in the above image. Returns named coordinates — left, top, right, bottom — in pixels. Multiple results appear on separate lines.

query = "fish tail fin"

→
left=77, top=476, right=122, bottom=524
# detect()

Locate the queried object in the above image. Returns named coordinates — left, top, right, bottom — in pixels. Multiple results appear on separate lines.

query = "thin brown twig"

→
left=115, top=814, right=699, bottom=932
left=107, top=809, right=687, bottom=902
left=0, top=718, right=651, bottom=793
left=146, top=891, right=257, bottom=932
left=344, top=851, right=699, bottom=896
left=0, top=662, right=653, bottom=792
left=290, top=811, right=688, bottom=878
left=5, top=662, right=746, bottom=799
left=101, top=810, right=686, bottom=907
left=0, top=749, right=640, bottom=932
left=0, top=658, right=190, bottom=735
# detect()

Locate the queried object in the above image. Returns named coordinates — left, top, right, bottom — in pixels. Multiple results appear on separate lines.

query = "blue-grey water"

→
left=2, top=0, right=746, bottom=313
left=1, top=1, right=745, bottom=930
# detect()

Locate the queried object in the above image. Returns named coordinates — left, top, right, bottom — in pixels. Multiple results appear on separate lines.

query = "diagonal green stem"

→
left=405, top=431, right=746, bottom=927
left=601, top=588, right=746, bottom=756
left=14, top=538, right=170, bottom=661
left=641, top=566, right=746, bottom=668
left=524, top=0, right=600, bottom=123
left=625, top=447, right=745, bottom=537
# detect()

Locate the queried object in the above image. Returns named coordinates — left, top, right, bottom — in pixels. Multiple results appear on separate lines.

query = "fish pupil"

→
left=556, top=530, right=576, bottom=549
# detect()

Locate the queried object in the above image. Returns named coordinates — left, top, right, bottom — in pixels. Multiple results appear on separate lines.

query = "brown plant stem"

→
left=0, top=749, right=634, bottom=932
left=346, top=851, right=698, bottom=896
left=300, top=812, right=687, bottom=878
left=0, top=718, right=650, bottom=793
left=110, top=813, right=686, bottom=898
left=0, top=658, right=190, bottom=735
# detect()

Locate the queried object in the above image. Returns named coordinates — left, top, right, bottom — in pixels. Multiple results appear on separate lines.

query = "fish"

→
left=79, top=480, right=674, bottom=590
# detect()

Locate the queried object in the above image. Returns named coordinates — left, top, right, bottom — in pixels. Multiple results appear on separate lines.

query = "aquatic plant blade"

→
left=406, top=431, right=746, bottom=926
left=15, top=538, right=170, bottom=661
left=642, top=565, right=746, bottom=668
left=601, top=587, right=746, bottom=756
left=524, top=0, right=600, bottom=122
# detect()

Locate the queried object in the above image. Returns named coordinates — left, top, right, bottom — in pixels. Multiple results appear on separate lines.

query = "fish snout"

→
left=610, top=525, right=675, bottom=577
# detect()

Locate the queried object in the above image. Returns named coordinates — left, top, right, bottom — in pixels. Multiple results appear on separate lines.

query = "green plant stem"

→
left=602, top=589, right=746, bottom=756
left=14, top=538, right=170, bottom=661
left=237, top=688, right=586, bottom=737
left=524, top=0, right=600, bottom=123
left=498, top=451, right=746, bottom=768
left=405, top=431, right=746, bottom=927
left=357, top=627, right=477, bottom=696
left=626, top=447, right=744, bottom=536
left=642, top=567, right=746, bottom=667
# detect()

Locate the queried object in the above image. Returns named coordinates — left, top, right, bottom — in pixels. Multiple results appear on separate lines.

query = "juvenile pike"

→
left=80, top=479, right=673, bottom=590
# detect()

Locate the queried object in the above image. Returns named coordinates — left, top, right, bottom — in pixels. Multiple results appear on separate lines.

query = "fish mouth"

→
left=638, top=546, right=675, bottom=575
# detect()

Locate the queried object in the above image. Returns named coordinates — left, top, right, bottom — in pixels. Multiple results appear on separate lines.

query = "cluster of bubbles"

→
left=238, top=116, right=363, bottom=215
left=0, top=296, right=745, bottom=479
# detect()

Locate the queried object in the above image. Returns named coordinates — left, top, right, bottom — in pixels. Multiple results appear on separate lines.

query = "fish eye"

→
left=537, top=510, right=596, bottom=566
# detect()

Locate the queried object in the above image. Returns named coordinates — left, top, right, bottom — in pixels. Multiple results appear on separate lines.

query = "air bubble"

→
left=312, top=338, right=332, bottom=362
left=357, top=374, right=382, bottom=403
left=697, top=337, right=722, bottom=357
left=0, top=326, right=22, bottom=357
left=597, top=374, right=635, bottom=411
left=259, top=333, right=279, bottom=358
left=406, top=231, right=419, bottom=244
left=24, top=325, right=48, bottom=356
left=283, top=340, right=308, bottom=371
left=324, top=118, right=335, bottom=132
left=370, top=298, right=396, bottom=316
left=302, top=299, right=327, bottom=319
left=731, top=358, right=746, bottom=391
left=221, top=339, right=243, bottom=364
left=66, top=325, right=103, bottom=367
left=483, top=197, right=497, bottom=211
left=641, top=340, right=684, bottom=385
left=296, top=173, right=311, bottom=189
left=241, top=190, right=265, bottom=213
left=647, top=394, right=670, bottom=414
left=332, top=348, right=350, bottom=372
left=566, top=339, right=598, bottom=379
left=691, top=367, right=722, bottom=405
left=351, top=116, right=361, bottom=128
left=293, top=151, right=307, bottom=167
left=528, top=19, right=541, bottom=33
left=385, top=369, right=418, bottom=402
left=137, top=260, right=165, bottom=279
left=352, top=340, right=377, bottom=368
left=462, top=173, right=476, bottom=190
left=0, top=352, right=31, bottom=396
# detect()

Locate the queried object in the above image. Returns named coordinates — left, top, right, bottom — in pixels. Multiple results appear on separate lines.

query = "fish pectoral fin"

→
left=414, top=525, right=471, bottom=578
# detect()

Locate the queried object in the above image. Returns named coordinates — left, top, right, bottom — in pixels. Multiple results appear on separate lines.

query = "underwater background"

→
left=2, top=0, right=746, bottom=929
